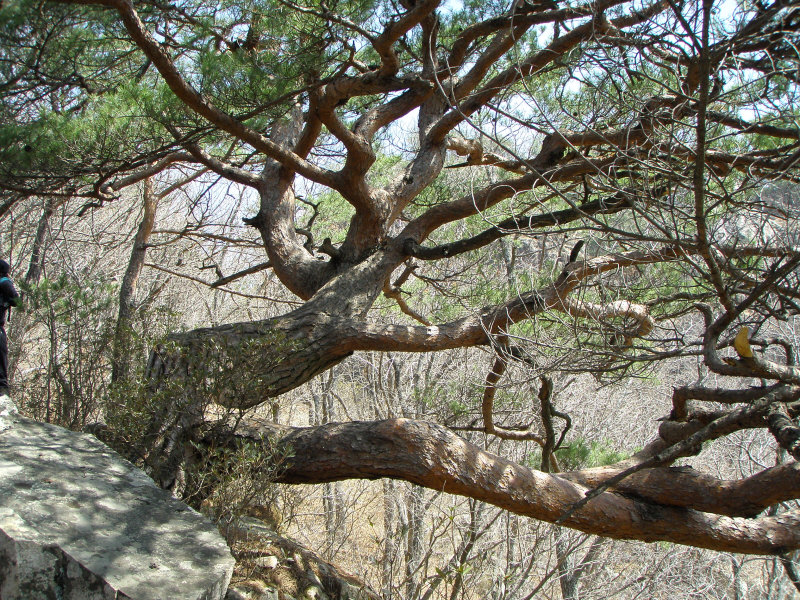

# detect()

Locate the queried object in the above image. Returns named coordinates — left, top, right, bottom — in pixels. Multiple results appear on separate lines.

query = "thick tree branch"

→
left=372, top=0, right=441, bottom=76
left=220, top=418, right=800, bottom=554
left=565, top=461, right=800, bottom=519
left=560, top=297, right=655, bottom=341
left=356, top=246, right=685, bottom=353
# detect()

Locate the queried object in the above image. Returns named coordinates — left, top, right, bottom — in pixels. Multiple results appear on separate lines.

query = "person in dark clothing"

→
left=0, top=260, right=20, bottom=395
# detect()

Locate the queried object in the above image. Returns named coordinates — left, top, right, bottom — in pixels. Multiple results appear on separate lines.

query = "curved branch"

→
left=551, top=387, right=799, bottom=524
left=670, top=383, right=781, bottom=420
left=181, top=142, right=261, bottom=188
left=699, top=256, right=800, bottom=379
left=224, top=418, right=800, bottom=554
left=429, top=0, right=668, bottom=144
left=357, top=245, right=686, bottom=353
left=404, top=193, right=631, bottom=261
left=445, top=2, right=601, bottom=72
left=400, top=157, right=615, bottom=243
left=103, top=151, right=195, bottom=195
left=430, top=18, right=597, bottom=143
left=55, top=0, right=337, bottom=187
left=372, top=0, right=441, bottom=76
left=382, top=264, right=432, bottom=326
left=565, top=460, right=800, bottom=518
left=732, top=327, right=800, bottom=386
left=766, top=403, right=800, bottom=460
left=560, top=297, right=655, bottom=341
left=480, top=349, right=546, bottom=443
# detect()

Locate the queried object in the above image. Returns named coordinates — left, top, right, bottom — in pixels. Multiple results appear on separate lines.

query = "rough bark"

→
left=143, top=243, right=664, bottom=408
left=216, top=418, right=800, bottom=555
left=563, top=461, right=800, bottom=518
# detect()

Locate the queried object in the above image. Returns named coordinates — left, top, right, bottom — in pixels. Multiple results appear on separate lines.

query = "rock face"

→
left=0, top=395, right=234, bottom=600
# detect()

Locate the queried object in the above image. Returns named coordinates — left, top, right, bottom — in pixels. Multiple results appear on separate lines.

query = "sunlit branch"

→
left=218, top=417, right=800, bottom=554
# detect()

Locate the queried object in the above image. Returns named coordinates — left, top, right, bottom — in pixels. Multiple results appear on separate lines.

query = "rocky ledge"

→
left=0, top=395, right=234, bottom=600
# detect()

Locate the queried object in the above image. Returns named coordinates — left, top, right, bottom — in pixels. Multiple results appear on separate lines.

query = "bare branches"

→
left=102, top=152, right=196, bottom=196
left=698, top=255, right=800, bottom=379
left=211, top=262, right=272, bottom=288
left=431, top=0, right=650, bottom=143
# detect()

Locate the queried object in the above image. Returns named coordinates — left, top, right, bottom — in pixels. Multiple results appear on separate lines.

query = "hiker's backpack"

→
left=0, top=277, right=14, bottom=316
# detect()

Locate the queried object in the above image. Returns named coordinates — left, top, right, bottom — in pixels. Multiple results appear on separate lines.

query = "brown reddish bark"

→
left=217, top=418, right=800, bottom=555
left=563, top=461, right=800, bottom=518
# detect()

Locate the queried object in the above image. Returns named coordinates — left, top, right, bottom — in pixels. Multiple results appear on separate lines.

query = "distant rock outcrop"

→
left=0, top=395, right=234, bottom=600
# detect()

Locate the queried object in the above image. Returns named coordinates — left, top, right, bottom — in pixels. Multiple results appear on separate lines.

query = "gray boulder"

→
left=0, top=395, right=234, bottom=600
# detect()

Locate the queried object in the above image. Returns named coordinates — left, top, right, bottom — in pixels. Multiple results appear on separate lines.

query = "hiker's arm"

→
left=1, top=280, right=21, bottom=307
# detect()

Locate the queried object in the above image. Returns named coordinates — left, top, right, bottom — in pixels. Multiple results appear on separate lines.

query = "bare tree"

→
left=112, top=178, right=159, bottom=382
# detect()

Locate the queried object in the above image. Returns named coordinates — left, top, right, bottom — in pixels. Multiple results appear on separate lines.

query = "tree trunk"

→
left=144, top=244, right=404, bottom=400
left=8, top=197, right=60, bottom=379
left=404, top=484, right=426, bottom=600
left=382, top=479, right=399, bottom=598
left=24, top=197, right=58, bottom=285
left=730, top=555, right=746, bottom=600
left=555, top=535, right=578, bottom=600
left=140, top=288, right=366, bottom=487
left=112, top=178, right=158, bottom=383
